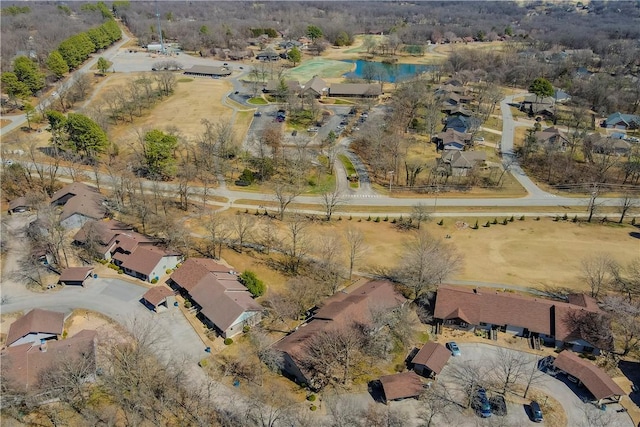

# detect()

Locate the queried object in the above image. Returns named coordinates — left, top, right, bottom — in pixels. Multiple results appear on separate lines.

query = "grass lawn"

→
left=338, top=154, right=359, bottom=188
left=248, top=97, right=268, bottom=105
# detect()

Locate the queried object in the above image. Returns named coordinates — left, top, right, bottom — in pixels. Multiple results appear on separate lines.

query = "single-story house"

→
left=58, top=266, right=94, bottom=286
left=441, top=104, right=473, bottom=117
left=553, top=350, right=625, bottom=405
left=522, top=95, right=555, bottom=106
left=536, top=127, right=570, bottom=152
left=183, top=65, right=232, bottom=77
left=7, top=196, right=31, bottom=214
left=441, top=92, right=473, bottom=106
left=275, top=280, right=407, bottom=389
left=169, top=258, right=262, bottom=338
left=141, top=285, right=176, bottom=312
left=444, top=116, right=480, bottom=133
left=434, top=128, right=472, bottom=151
left=379, top=371, right=426, bottom=403
left=603, top=112, right=640, bottom=130
left=116, top=246, right=182, bottom=283
left=411, top=342, right=451, bottom=378
left=592, top=137, right=632, bottom=156
left=256, top=50, right=280, bottom=61
left=440, top=150, right=486, bottom=176
left=328, top=83, right=382, bottom=98
left=435, top=83, right=466, bottom=95
left=553, top=88, right=571, bottom=103
left=73, top=219, right=136, bottom=260
left=434, top=285, right=610, bottom=354
left=1, top=329, right=97, bottom=393
left=227, top=50, right=253, bottom=60
left=6, top=309, right=65, bottom=347
left=264, top=79, right=301, bottom=94
left=50, top=182, right=108, bottom=229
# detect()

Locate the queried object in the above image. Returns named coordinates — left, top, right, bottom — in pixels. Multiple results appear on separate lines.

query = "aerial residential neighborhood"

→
left=1, top=1, right=639, bottom=426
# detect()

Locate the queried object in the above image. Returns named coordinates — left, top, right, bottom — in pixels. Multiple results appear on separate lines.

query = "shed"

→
left=411, top=342, right=451, bottom=378
left=58, top=266, right=94, bottom=286
left=553, top=350, right=626, bottom=404
left=141, top=286, right=176, bottom=312
left=379, top=371, right=425, bottom=403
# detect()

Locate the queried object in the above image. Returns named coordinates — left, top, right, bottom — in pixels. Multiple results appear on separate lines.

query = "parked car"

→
left=223, top=62, right=228, bottom=65
left=474, top=388, right=492, bottom=418
left=307, top=127, right=319, bottom=132
left=446, top=341, right=461, bottom=356
left=475, top=136, right=485, bottom=142
left=530, top=401, right=543, bottom=422
left=239, top=66, right=244, bottom=69
left=254, top=111, right=262, bottom=117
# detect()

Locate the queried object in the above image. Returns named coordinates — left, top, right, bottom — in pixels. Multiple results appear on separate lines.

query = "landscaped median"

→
left=338, top=154, right=359, bottom=188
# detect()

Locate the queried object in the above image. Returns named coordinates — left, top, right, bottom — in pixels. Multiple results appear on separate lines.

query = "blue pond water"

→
left=341, top=60, right=433, bottom=83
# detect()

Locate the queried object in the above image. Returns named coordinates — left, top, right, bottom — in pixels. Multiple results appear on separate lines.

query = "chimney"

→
left=39, top=341, right=48, bottom=352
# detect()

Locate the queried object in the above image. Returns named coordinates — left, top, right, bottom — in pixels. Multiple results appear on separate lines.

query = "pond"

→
left=341, top=59, right=433, bottom=83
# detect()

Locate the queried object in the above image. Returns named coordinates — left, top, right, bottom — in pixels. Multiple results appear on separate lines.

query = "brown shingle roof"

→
left=329, top=83, right=382, bottom=96
left=6, top=309, right=65, bottom=347
left=73, top=219, right=133, bottom=246
left=59, top=266, right=94, bottom=283
left=8, top=196, right=29, bottom=211
left=120, top=246, right=172, bottom=277
left=50, top=182, right=107, bottom=222
left=142, top=285, right=175, bottom=307
left=436, top=128, right=472, bottom=145
left=191, top=282, right=262, bottom=332
left=553, top=351, right=625, bottom=400
left=170, top=258, right=217, bottom=292
left=379, top=371, right=425, bottom=401
left=184, top=65, right=231, bottom=76
left=1, top=330, right=96, bottom=392
left=411, top=342, right=451, bottom=375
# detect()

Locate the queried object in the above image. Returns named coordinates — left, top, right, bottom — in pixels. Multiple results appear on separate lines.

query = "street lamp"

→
left=434, top=185, right=440, bottom=214
left=387, top=171, right=394, bottom=192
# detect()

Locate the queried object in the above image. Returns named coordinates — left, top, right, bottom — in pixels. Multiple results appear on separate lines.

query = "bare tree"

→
left=600, top=295, right=640, bottom=356
left=344, top=226, right=367, bottom=281
left=411, top=202, right=431, bottom=229
left=522, top=355, right=547, bottom=399
left=232, top=212, right=255, bottom=253
left=204, top=212, right=231, bottom=259
left=283, top=213, right=311, bottom=274
left=313, top=234, right=346, bottom=294
left=273, top=179, right=304, bottom=221
left=361, top=403, right=408, bottom=427
left=493, top=347, right=528, bottom=395
left=617, top=193, right=638, bottom=223
left=321, top=187, right=347, bottom=221
left=417, top=383, right=458, bottom=427
left=609, top=258, right=640, bottom=302
left=581, top=253, right=615, bottom=298
left=448, top=360, right=489, bottom=409
left=394, top=230, right=461, bottom=301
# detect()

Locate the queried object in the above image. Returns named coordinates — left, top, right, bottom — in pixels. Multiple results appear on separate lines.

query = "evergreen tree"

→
left=65, top=113, right=109, bottom=159
left=46, top=51, right=69, bottom=79
left=288, top=46, right=302, bottom=66
left=143, top=129, right=178, bottom=179
left=1, top=72, right=31, bottom=105
left=97, top=57, right=110, bottom=75
left=13, top=56, right=45, bottom=94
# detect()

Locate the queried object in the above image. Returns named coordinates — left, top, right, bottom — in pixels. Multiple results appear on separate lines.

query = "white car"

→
left=307, top=127, right=319, bottom=132
left=474, top=136, right=485, bottom=142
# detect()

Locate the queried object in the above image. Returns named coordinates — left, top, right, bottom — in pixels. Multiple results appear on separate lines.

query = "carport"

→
left=379, top=371, right=426, bottom=404
left=553, top=350, right=626, bottom=405
left=58, top=266, right=94, bottom=286
left=411, top=342, right=451, bottom=378
left=141, top=286, right=176, bottom=312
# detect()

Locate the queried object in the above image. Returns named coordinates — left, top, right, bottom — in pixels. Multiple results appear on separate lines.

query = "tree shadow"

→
left=629, top=232, right=640, bottom=239
left=367, top=380, right=386, bottom=403
left=618, top=360, right=640, bottom=408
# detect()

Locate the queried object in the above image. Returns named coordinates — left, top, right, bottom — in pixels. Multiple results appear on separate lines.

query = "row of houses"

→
left=264, top=75, right=382, bottom=98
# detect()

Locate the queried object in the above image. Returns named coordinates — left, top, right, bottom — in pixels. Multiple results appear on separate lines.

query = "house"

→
left=227, top=50, right=253, bottom=60
left=444, top=116, right=479, bottom=133
left=274, top=280, right=406, bottom=388
left=434, top=285, right=610, bottom=354
left=328, top=83, right=382, bottom=98
left=302, top=76, right=329, bottom=98
left=256, top=50, right=280, bottom=61
left=1, top=330, right=97, bottom=393
left=440, top=150, right=486, bottom=176
left=553, top=88, right=571, bottom=103
left=169, top=258, right=262, bottom=338
left=50, top=182, right=108, bottom=228
left=411, top=342, right=451, bottom=378
left=441, top=92, right=473, bottom=106
left=603, top=113, right=640, bottom=130
left=379, top=371, right=426, bottom=403
left=183, top=65, right=232, bottom=77
left=74, top=219, right=181, bottom=282
left=58, top=266, right=94, bottom=286
left=592, top=137, right=632, bottom=156
left=434, top=129, right=472, bottom=151
left=6, top=309, right=64, bottom=347
left=522, top=95, right=555, bottom=106
left=536, top=127, right=570, bottom=152
left=7, top=196, right=31, bottom=214
left=441, top=104, right=473, bottom=117
left=553, top=350, right=625, bottom=405
left=141, top=285, right=176, bottom=312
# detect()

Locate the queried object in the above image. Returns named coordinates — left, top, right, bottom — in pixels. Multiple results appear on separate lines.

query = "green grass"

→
left=338, top=154, right=359, bottom=188
left=332, top=99, right=354, bottom=105
left=248, top=97, right=268, bottom=105
left=284, top=58, right=353, bottom=82
left=177, top=78, right=193, bottom=83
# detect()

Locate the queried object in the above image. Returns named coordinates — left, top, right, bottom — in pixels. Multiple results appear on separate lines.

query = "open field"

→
left=283, top=58, right=354, bottom=82
left=190, top=209, right=638, bottom=297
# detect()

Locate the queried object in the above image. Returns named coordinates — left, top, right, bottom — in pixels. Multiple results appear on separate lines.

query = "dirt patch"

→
left=1, top=119, right=12, bottom=128
left=64, top=309, right=125, bottom=338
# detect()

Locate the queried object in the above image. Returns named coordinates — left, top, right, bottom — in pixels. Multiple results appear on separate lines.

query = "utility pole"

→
left=155, top=0, right=166, bottom=54
left=587, top=183, right=599, bottom=222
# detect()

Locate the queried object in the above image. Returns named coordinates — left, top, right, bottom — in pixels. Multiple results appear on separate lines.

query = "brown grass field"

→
left=190, top=211, right=638, bottom=297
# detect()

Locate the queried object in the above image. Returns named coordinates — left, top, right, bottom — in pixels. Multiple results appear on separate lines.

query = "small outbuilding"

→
left=8, top=196, right=31, bottom=214
left=58, top=266, right=94, bottom=286
left=411, top=342, right=451, bottom=378
left=379, top=371, right=426, bottom=403
left=184, top=65, right=232, bottom=77
left=553, top=350, right=626, bottom=405
left=141, top=286, right=176, bottom=312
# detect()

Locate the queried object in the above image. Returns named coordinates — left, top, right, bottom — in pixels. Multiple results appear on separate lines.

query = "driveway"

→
left=440, top=342, right=634, bottom=427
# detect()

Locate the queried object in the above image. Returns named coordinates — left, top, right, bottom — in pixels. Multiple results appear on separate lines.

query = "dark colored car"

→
left=254, top=111, right=262, bottom=117
left=530, top=401, right=543, bottom=422
left=475, top=388, right=492, bottom=418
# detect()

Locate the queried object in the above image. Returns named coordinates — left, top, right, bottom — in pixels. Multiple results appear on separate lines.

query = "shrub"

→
left=358, top=218, right=362, bottom=222
left=519, top=215, right=525, bottom=221
left=245, top=208, right=249, bottom=214
left=117, top=270, right=123, bottom=274
left=632, top=218, right=636, bottom=225
left=509, top=216, right=514, bottom=222
left=502, top=218, right=508, bottom=225
left=224, top=338, right=233, bottom=345
left=473, top=220, right=479, bottom=229
left=62, top=330, right=68, bottom=339
left=553, top=216, right=559, bottom=222
left=151, top=278, right=158, bottom=284
left=484, top=221, right=491, bottom=227
left=349, top=215, right=353, bottom=220
left=367, top=215, right=371, bottom=221
left=374, top=217, right=380, bottom=222
left=199, top=359, right=209, bottom=367
left=307, top=394, right=316, bottom=402
left=239, top=270, right=266, bottom=297
left=535, top=216, right=540, bottom=221
left=243, top=324, right=251, bottom=333
left=184, top=300, right=192, bottom=308
left=572, top=215, right=578, bottom=223
left=166, top=269, right=173, bottom=274
left=437, top=219, right=444, bottom=226
left=562, top=213, right=568, bottom=221
left=383, top=215, right=388, bottom=222
left=310, top=405, right=317, bottom=411
left=338, top=216, right=342, bottom=221
left=255, top=209, right=260, bottom=215
left=391, top=218, right=397, bottom=224
left=492, top=218, right=498, bottom=225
